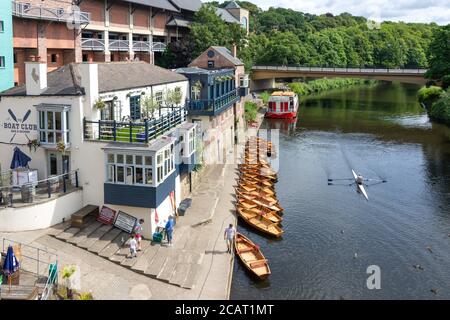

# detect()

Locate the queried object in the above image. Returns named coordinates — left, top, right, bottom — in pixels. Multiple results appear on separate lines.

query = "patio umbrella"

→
left=10, top=147, right=31, bottom=170
left=2, top=245, right=20, bottom=292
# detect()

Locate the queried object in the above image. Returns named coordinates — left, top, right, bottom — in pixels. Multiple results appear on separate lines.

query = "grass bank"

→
left=287, top=78, right=377, bottom=96
left=417, top=86, right=450, bottom=126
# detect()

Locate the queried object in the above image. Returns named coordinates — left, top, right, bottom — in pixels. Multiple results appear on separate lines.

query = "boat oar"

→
left=328, top=178, right=354, bottom=182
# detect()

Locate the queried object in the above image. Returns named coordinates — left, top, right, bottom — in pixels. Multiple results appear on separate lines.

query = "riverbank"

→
left=418, top=86, right=450, bottom=126
left=288, top=77, right=377, bottom=97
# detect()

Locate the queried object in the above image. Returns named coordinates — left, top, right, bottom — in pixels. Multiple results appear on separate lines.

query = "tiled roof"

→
left=215, top=7, right=240, bottom=24
left=211, top=46, right=244, bottom=66
left=0, top=62, right=188, bottom=97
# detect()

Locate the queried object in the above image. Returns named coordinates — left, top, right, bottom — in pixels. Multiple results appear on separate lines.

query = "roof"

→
left=225, top=1, right=241, bottom=9
left=171, top=0, right=202, bottom=12
left=0, top=62, right=188, bottom=97
left=124, top=0, right=179, bottom=12
left=215, top=7, right=240, bottom=24
left=175, top=67, right=234, bottom=75
left=97, top=62, right=187, bottom=93
left=0, top=64, right=84, bottom=96
left=166, top=17, right=191, bottom=28
left=211, top=46, right=244, bottom=66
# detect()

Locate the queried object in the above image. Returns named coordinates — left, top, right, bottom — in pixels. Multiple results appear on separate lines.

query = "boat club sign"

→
left=3, top=109, right=38, bottom=143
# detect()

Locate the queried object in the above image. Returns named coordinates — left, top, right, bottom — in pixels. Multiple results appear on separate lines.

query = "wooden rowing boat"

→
left=236, top=186, right=275, bottom=198
left=236, top=183, right=276, bottom=196
left=239, top=171, right=277, bottom=182
left=236, top=205, right=282, bottom=224
left=239, top=177, right=275, bottom=189
left=241, top=166, right=277, bottom=177
left=235, top=233, right=271, bottom=280
left=236, top=191, right=284, bottom=213
left=235, top=205, right=284, bottom=238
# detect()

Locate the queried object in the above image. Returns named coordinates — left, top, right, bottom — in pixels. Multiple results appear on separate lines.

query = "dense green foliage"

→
left=260, top=91, right=271, bottom=104
left=214, top=2, right=437, bottom=69
left=288, top=78, right=375, bottom=96
left=425, top=25, right=450, bottom=80
left=429, top=91, right=450, bottom=125
left=244, top=101, right=259, bottom=122
left=157, top=2, right=439, bottom=70
left=417, top=86, right=444, bottom=109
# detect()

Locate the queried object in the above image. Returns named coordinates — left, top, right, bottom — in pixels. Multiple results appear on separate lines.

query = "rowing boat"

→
left=236, top=183, right=276, bottom=196
left=235, top=233, right=271, bottom=280
left=236, top=186, right=276, bottom=198
left=235, top=205, right=284, bottom=238
left=352, top=169, right=369, bottom=201
left=239, top=177, right=274, bottom=188
left=240, top=171, right=277, bottom=182
left=236, top=191, right=284, bottom=213
left=236, top=205, right=282, bottom=224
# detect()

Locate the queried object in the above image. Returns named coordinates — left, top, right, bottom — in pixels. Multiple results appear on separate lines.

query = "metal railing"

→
left=152, top=42, right=167, bottom=52
left=109, top=40, right=130, bottom=51
left=0, top=170, right=80, bottom=208
left=12, top=1, right=90, bottom=24
left=186, top=89, right=239, bottom=115
left=84, top=108, right=186, bottom=143
left=1, top=238, right=58, bottom=300
left=133, top=41, right=151, bottom=52
left=252, top=65, right=428, bottom=75
left=81, top=38, right=105, bottom=51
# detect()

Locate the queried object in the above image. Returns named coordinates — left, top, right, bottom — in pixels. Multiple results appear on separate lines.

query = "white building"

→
left=0, top=60, right=196, bottom=238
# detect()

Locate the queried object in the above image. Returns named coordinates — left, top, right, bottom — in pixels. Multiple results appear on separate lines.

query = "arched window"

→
left=241, top=17, right=248, bottom=30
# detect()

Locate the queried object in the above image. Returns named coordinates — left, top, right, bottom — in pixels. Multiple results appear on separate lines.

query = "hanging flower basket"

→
left=57, top=141, right=67, bottom=154
left=27, top=139, right=40, bottom=153
left=93, top=98, right=106, bottom=110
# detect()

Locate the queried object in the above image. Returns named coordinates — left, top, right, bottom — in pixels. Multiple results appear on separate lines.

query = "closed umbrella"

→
left=2, top=245, right=20, bottom=292
left=10, top=147, right=31, bottom=170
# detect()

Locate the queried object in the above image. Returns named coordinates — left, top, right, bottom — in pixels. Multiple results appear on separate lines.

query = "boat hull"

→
left=235, top=233, right=271, bottom=280
left=265, top=111, right=297, bottom=119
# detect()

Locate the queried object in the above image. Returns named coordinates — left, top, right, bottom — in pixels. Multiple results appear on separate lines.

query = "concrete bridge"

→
left=251, top=65, right=428, bottom=90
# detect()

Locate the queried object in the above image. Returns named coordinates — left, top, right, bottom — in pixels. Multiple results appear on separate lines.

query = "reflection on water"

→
left=231, top=82, right=450, bottom=300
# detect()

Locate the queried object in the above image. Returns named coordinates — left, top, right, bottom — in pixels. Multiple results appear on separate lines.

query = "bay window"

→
left=106, top=153, right=153, bottom=186
left=38, top=106, right=70, bottom=146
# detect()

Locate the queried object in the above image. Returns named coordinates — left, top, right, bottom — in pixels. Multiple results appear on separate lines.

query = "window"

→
left=51, top=54, right=57, bottom=64
left=189, top=129, right=195, bottom=154
left=38, top=109, right=70, bottom=145
left=0, top=56, right=5, bottom=69
left=82, top=54, right=88, bottom=62
left=192, top=85, right=201, bottom=100
left=241, top=17, right=248, bottom=30
left=0, top=21, right=4, bottom=33
left=106, top=153, right=154, bottom=186
left=13, top=53, right=17, bottom=64
left=49, top=154, right=58, bottom=176
left=208, top=60, right=214, bottom=69
left=156, top=143, right=174, bottom=184
left=155, top=91, right=163, bottom=107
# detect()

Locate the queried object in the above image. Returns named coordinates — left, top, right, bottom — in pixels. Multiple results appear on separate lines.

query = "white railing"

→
left=252, top=65, right=428, bottom=75
left=12, top=1, right=90, bottom=24
left=152, top=42, right=166, bottom=52
left=133, top=41, right=151, bottom=52
left=81, top=38, right=105, bottom=51
left=109, top=40, right=130, bottom=51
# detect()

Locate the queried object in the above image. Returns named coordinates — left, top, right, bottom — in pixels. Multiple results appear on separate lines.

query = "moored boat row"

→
left=234, top=137, right=284, bottom=280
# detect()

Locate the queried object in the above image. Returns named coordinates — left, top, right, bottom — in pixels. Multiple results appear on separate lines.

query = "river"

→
left=230, top=82, right=450, bottom=300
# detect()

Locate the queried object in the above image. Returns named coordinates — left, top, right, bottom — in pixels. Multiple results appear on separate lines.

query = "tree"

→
left=426, top=24, right=450, bottom=80
left=141, top=94, right=159, bottom=119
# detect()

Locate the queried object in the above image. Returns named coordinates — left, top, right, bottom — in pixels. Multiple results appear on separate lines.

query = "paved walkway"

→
left=0, top=163, right=238, bottom=300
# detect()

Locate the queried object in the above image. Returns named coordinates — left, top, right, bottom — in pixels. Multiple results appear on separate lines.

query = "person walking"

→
left=165, top=216, right=175, bottom=246
left=224, top=224, right=236, bottom=253
left=134, top=219, right=144, bottom=251
left=128, top=234, right=138, bottom=259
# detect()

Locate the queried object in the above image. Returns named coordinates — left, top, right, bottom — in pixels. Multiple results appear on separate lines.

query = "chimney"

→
left=78, top=63, right=99, bottom=106
left=232, top=44, right=237, bottom=58
left=25, top=57, right=47, bottom=95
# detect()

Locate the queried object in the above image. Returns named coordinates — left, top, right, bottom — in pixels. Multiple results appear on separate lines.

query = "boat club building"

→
left=0, top=60, right=196, bottom=238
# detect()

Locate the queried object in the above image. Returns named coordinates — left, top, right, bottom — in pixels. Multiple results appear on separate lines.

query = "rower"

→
left=356, top=175, right=364, bottom=185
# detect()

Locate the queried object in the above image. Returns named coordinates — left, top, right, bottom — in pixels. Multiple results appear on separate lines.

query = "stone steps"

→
left=47, top=212, right=206, bottom=289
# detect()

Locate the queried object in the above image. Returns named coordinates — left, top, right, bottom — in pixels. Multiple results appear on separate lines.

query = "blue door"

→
left=130, top=95, right=141, bottom=121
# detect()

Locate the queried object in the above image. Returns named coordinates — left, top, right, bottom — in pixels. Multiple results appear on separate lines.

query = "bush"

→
left=260, top=91, right=271, bottom=104
left=429, top=91, right=450, bottom=125
left=417, top=86, right=444, bottom=109
left=244, top=102, right=259, bottom=123
left=442, top=75, right=450, bottom=90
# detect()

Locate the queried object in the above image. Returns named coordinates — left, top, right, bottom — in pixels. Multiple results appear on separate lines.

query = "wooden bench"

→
left=249, top=259, right=268, bottom=268
left=71, top=205, right=99, bottom=228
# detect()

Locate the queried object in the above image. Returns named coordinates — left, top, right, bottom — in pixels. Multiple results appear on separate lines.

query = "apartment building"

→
left=11, top=0, right=202, bottom=86
left=0, top=1, right=14, bottom=91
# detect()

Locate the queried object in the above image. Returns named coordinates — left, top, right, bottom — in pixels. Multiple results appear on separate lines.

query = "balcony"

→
left=12, top=1, right=90, bottom=24
left=133, top=41, right=151, bottom=52
left=186, top=89, right=239, bottom=116
left=81, top=38, right=105, bottom=51
left=84, top=108, right=186, bottom=144
left=109, top=40, right=129, bottom=52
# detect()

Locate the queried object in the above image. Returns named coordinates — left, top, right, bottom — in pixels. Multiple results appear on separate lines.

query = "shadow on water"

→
left=231, top=82, right=450, bottom=300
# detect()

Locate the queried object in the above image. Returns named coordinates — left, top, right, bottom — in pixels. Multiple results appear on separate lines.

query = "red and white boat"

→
left=265, top=91, right=299, bottom=119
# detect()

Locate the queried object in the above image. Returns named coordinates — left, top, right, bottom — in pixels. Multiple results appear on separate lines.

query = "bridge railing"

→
left=252, top=66, right=428, bottom=74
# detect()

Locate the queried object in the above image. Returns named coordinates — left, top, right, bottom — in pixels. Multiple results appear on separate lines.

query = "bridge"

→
left=251, top=65, right=428, bottom=90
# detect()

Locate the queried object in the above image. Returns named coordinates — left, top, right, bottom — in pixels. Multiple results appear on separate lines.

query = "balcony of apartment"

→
left=81, top=38, right=105, bottom=51
left=83, top=108, right=187, bottom=144
left=12, top=1, right=90, bottom=25
left=186, top=89, right=239, bottom=116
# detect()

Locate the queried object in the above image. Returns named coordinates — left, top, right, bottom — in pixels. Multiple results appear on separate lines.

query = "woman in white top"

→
left=224, top=224, right=236, bottom=254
